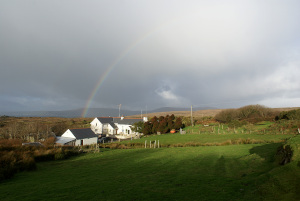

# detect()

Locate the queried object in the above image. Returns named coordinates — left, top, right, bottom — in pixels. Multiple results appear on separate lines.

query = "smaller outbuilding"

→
left=57, top=128, right=98, bottom=146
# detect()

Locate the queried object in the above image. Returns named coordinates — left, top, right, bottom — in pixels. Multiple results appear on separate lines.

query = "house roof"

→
left=113, top=118, right=143, bottom=125
left=69, top=128, right=98, bottom=139
left=97, top=117, right=143, bottom=125
left=96, top=117, right=113, bottom=123
left=96, top=117, right=117, bottom=128
left=95, top=117, right=143, bottom=127
left=56, top=137, right=76, bottom=145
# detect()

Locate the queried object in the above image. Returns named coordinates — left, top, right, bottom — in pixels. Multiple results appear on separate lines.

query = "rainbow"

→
left=81, top=14, right=188, bottom=117
left=81, top=32, right=154, bottom=117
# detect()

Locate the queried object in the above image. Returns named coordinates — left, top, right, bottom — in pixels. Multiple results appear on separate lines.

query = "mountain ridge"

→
left=0, top=107, right=217, bottom=118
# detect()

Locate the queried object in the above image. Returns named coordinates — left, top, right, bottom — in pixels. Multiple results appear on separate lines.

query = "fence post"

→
left=158, top=140, right=160, bottom=148
left=150, top=141, right=151, bottom=148
left=154, top=140, right=156, bottom=148
left=145, top=140, right=147, bottom=148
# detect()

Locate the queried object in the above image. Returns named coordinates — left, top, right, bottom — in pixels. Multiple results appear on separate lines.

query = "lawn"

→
left=121, top=133, right=294, bottom=147
left=2, top=142, right=300, bottom=201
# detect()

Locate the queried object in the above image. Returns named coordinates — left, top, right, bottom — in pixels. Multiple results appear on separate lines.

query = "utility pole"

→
left=119, top=104, right=121, bottom=117
left=191, top=105, right=194, bottom=127
left=146, top=105, right=148, bottom=118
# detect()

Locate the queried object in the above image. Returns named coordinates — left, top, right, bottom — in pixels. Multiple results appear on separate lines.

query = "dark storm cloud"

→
left=1, top=0, right=300, bottom=112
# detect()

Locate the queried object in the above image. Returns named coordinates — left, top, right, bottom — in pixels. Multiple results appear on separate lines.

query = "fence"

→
left=144, top=140, right=160, bottom=148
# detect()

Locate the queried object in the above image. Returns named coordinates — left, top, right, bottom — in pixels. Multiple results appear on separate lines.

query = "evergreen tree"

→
left=169, top=114, right=175, bottom=121
left=158, top=116, right=164, bottom=122
left=150, top=116, right=158, bottom=123
left=142, top=122, right=152, bottom=135
left=152, top=121, right=159, bottom=134
left=167, top=118, right=174, bottom=130
left=158, top=119, right=167, bottom=133
left=174, top=117, right=183, bottom=130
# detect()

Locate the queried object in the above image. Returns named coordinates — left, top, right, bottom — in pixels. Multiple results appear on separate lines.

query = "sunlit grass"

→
left=2, top=142, right=299, bottom=201
left=123, top=133, right=293, bottom=147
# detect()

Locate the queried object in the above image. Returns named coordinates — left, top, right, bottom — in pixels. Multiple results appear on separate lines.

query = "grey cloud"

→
left=1, top=0, right=300, bottom=112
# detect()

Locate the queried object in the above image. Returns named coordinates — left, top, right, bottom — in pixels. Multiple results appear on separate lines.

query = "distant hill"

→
left=1, top=106, right=299, bottom=118
left=0, top=108, right=135, bottom=118
left=0, top=107, right=217, bottom=118
left=149, top=107, right=216, bottom=113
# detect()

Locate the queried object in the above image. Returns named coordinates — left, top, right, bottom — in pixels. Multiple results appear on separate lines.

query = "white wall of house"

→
left=115, top=123, right=135, bottom=135
left=61, top=129, right=97, bottom=146
left=62, top=129, right=75, bottom=138
left=103, top=124, right=115, bottom=134
left=91, top=118, right=116, bottom=135
left=90, top=118, right=102, bottom=134
left=90, top=117, right=143, bottom=136
left=75, top=137, right=97, bottom=146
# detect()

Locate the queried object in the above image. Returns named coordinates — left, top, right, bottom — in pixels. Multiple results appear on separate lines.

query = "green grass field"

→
left=1, top=139, right=300, bottom=201
left=1, top=119, right=300, bottom=201
left=121, top=133, right=294, bottom=148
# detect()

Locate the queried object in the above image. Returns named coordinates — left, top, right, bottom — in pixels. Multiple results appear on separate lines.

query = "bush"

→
left=0, top=144, right=81, bottom=181
left=43, top=137, right=56, bottom=147
left=0, top=139, right=22, bottom=147
left=227, top=120, right=247, bottom=128
left=215, top=105, right=275, bottom=123
left=0, top=150, right=36, bottom=181
left=275, top=145, right=293, bottom=165
left=215, top=109, right=238, bottom=123
left=18, top=153, right=36, bottom=171
left=275, top=109, right=300, bottom=121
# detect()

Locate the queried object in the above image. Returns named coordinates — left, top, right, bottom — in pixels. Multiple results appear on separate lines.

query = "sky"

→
left=1, top=0, right=300, bottom=113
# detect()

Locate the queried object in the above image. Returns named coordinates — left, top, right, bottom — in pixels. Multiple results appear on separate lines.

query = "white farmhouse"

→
left=90, top=117, right=147, bottom=138
left=56, top=128, right=98, bottom=146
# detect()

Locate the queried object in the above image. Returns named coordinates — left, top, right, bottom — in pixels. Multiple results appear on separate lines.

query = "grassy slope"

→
left=2, top=142, right=299, bottom=201
left=256, top=135, right=300, bottom=201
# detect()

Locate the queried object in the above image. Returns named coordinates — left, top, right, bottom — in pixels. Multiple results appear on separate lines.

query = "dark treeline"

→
left=142, top=114, right=183, bottom=135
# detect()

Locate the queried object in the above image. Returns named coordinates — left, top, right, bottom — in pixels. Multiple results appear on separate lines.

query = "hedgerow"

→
left=0, top=140, right=81, bottom=182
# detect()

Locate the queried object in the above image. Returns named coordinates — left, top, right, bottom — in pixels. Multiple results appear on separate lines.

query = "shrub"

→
left=34, top=149, right=55, bottom=162
left=0, top=139, right=22, bottom=147
left=275, top=145, right=293, bottom=165
left=215, top=105, right=275, bottom=123
left=215, top=109, right=238, bottom=123
left=227, top=120, right=247, bottom=128
left=0, top=142, right=82, bottom=181
left=0, top=150, right=36, bottom=181
left=43, top=137, right=56, bottom=147
left=275, top=109, right=300, bottom=121
left=18, top=153, right=36, bottom=171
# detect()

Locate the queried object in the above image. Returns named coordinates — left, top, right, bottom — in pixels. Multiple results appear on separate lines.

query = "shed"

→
left=59, top=128, right=98, bottom=146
